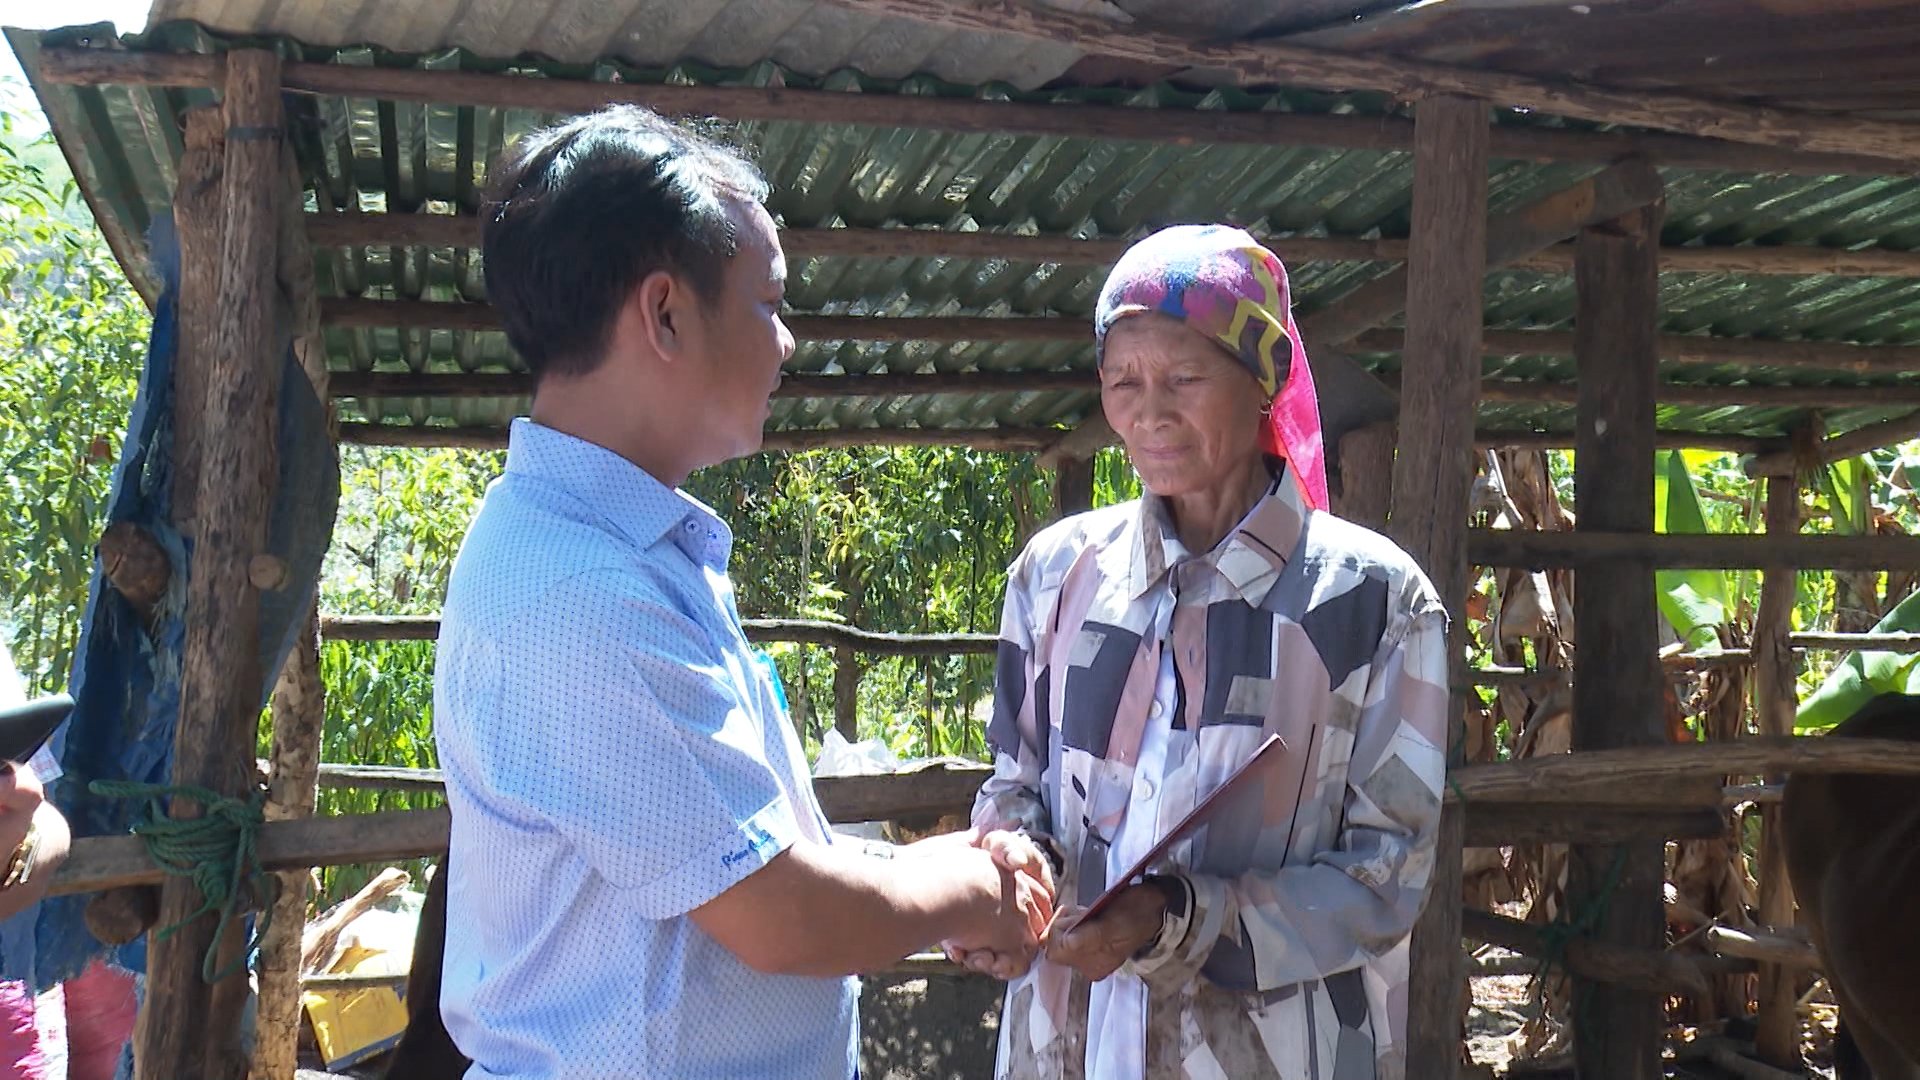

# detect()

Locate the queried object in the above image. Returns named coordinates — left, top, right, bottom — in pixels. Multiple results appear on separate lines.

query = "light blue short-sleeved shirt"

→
left=434, top=419, right=857, bottom=1080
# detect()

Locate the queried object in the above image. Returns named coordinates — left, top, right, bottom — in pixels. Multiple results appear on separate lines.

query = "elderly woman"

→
left=964, top=225, right=1450, bottom=1079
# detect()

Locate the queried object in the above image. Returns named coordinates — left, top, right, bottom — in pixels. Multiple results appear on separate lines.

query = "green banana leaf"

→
left=1797, top=585, right=1920, bottom=731
left=1654, top=450, right=1730, bottom=650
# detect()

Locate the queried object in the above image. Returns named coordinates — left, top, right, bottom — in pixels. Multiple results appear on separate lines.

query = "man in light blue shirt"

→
left=431, top=106, right=1054, bottom=1080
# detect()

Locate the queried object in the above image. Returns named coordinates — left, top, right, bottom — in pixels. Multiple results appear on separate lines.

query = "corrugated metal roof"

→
left=11, top=20, right=1920, bottom=445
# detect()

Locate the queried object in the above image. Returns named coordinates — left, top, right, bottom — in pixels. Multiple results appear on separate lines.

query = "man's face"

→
left=685, top=200, right=794, bottom=465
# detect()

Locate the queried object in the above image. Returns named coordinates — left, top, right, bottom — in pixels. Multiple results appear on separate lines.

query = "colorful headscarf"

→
left=1094, top=224, right=1329, bottom=512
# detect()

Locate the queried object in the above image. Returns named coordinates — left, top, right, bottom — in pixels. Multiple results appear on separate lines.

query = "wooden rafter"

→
left=305, top=212, right=1920, bottom=280
left=34, top=47, right=1912, bottom=177
left=819, top=0, right=1920, bottom=168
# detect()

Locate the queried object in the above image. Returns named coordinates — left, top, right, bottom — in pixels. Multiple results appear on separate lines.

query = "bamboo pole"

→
left=1394, top=94, right=1489, bottom=1079
left=138, top=50, right=285, bottom=1080
left=37, top=48, right=1911, bottom=177
left=1752, top=475, right=1802, bottom=1067
left=1706, top=926, right=1821, bottom=971
left=303, top=212, right=1920, bottom=280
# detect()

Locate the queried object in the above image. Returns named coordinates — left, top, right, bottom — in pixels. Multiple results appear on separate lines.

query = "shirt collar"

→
left=504, top=418, right=734, bottom=569
left=1126, top=460, right=1308, bottom=605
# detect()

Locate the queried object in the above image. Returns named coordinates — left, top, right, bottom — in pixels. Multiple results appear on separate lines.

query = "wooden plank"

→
left=1392, top=94, right=1489, bottom=1080
left=139, top=50, right=284, bottom=1080
left=1468, top=528, right=1920, bottom=570
left=1302, top=158, right=1663, bottom=348
left=821, top=0, right=1920, bottom=168
left=1361, top=327, right=1920, bottom=374
left=304, top=212, right=1920, bottom=279
left=1571, top=198, right=1667, bottom=1080
left=37, top=48, right=1911, bottom=177
left=1751, top=474, right=1802, bottom=1067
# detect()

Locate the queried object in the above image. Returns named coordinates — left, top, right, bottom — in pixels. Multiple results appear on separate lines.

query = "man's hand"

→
left=942, top=830, right=1055, bottom=980
left=1041, top=882, right=1169, bottom=983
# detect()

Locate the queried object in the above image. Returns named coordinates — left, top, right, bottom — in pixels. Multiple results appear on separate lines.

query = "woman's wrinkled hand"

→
left=1040, top=883, right=1168, bottom=983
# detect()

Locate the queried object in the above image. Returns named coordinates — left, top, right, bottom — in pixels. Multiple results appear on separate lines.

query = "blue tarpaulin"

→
left=1, top=204, right=340, bottom=989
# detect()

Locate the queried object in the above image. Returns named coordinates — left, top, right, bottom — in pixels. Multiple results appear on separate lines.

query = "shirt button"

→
left=1150, top=701, right=1165, bottom=720
left=1136, top=776, right=1157, bottom=802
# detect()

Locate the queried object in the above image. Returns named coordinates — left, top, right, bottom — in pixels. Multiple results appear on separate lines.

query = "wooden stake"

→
left=1570, top=198, right=1667, bottom=1080
left=1752, top=474, right=1802, bottom=1067
left=1392, top=93, right=1489, bottom=1080
left=137, top=49, right=284, bottom=1080
left=249, top=601, right=324, bottom=1080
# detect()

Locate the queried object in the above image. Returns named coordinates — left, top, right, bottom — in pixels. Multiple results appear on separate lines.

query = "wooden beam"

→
left=1393, top=94, right=1489, bottom=1080
left=1303, top=157, right=1664, bottom=348
left=1477, top=429, right=1776, bottom=454
left=1746, top=409, right=1920, bottom=477
left=307, top=213, right=1920, bottom=279
left=1051, top=455, right=1095, bottom=518
left=818, top=0, right=1920, bottom=169
left=1360, top=327, right=1920, bottom=375
left=328, top=369, right=1097, bottom=401
left=1446, top=736, right=1920, bottom=807
left=1474, top=380, right=1920, bottom=410
left=1570, top=198, right=1666, bottom=1080
left=320, top=298, right=1920, bottom=378
left=317, top=614, right=1002, bottom=655
left=335, top=421, right=1062, bottom=453
left=49, top=809, right=453, bottom=897
left=142, top=50, right=283, bottom=1080
left=1468, top=528, right=1920, bottom=570
left=38, top=48, right=1911, bottom=178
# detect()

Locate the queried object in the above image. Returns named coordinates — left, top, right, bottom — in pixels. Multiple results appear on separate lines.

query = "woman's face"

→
left=1100, top=314, right=1267, bottom=501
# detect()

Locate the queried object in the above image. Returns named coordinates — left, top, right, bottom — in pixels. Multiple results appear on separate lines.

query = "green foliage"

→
left=1654, top=450, right=1733, bottom=649
left=1796, top=587, right=1920, bottom=732
left=0, top=115, right=144, bottom=691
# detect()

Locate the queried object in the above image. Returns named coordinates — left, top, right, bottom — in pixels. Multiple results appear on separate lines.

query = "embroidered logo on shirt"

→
left=722, top=821, right=779, bottom=868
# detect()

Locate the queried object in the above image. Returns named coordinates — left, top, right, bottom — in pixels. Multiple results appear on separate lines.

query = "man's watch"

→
left=2, top=819, right=41, bottom=891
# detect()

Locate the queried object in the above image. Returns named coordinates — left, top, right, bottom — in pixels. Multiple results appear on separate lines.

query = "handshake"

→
left=908, top=829, right=1174, bottom=984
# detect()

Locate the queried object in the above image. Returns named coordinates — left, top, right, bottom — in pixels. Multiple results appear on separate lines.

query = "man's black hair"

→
left=481, top=106, right=769, bottom=381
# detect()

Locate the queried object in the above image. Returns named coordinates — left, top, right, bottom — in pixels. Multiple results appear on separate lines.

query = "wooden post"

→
left=250, top=154, right=332, bottom=1080
left=1389, top=93, right=1489, bottom=1078
left=1334, top=421, right=1394, bottom=531
left=1751, top=474, right=1801, bottom=1067
left=250, top=603, right=323, bottom=1080
left=1052, top=455, right=1095, bottom=518
left=137, top=50, right=285, bottom=1080
left=1570, top=198, right=1667, bottom=1080
left=172, top=106, right=227, bottom=525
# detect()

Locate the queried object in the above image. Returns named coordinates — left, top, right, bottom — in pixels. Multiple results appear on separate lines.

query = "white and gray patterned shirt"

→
left=977, top=467, right=1449, bottom=1080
